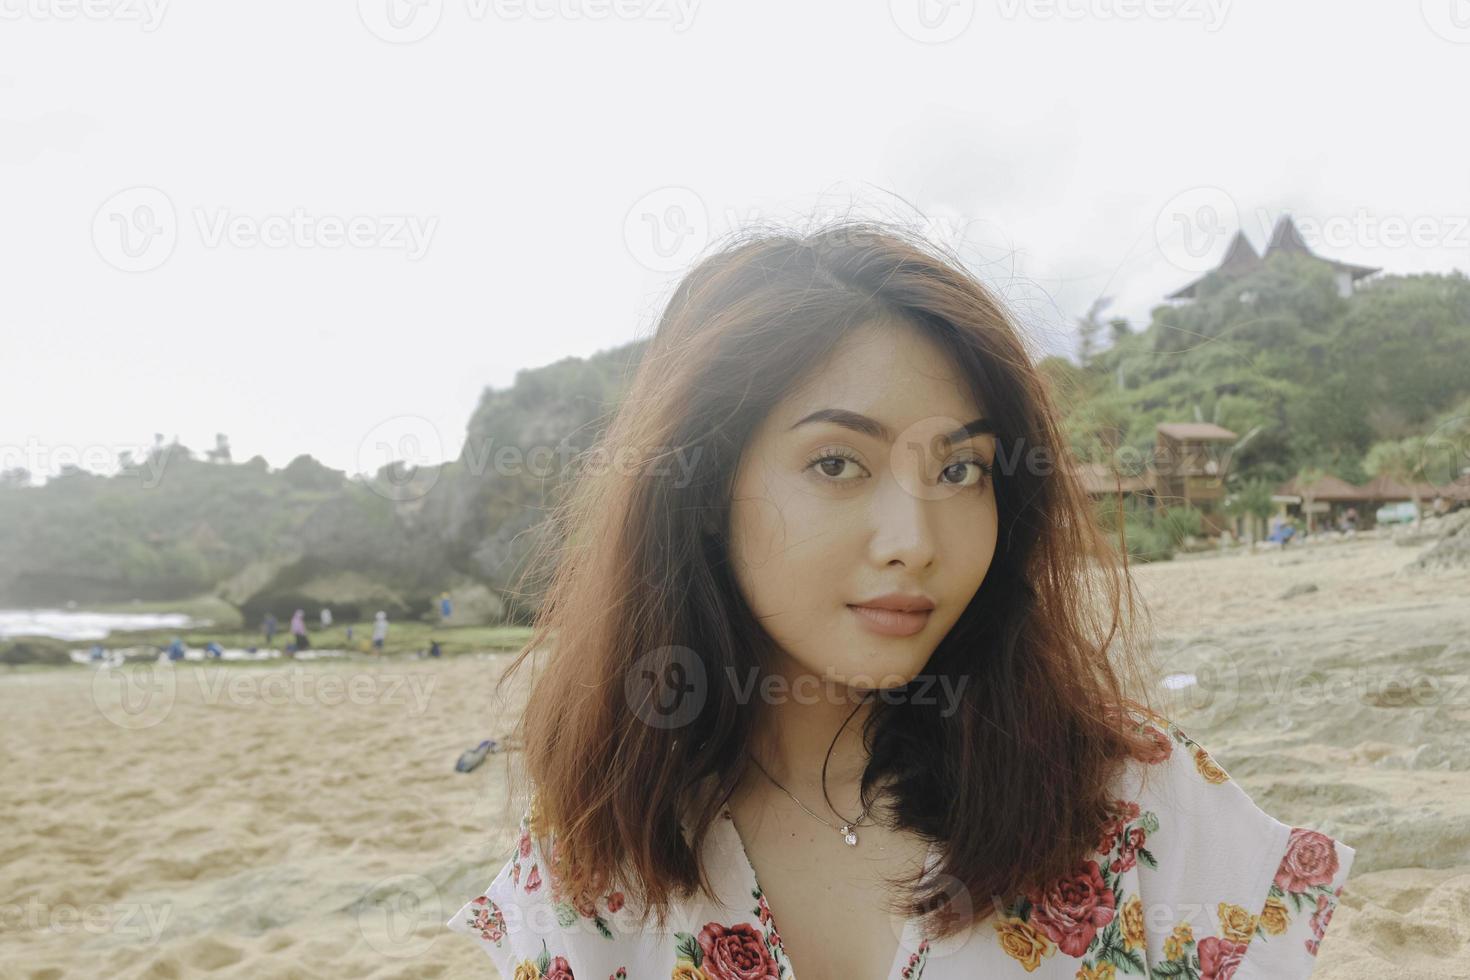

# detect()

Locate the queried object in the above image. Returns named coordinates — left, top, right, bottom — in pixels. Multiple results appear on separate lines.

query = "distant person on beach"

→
left=439, top=592, right=452, bottom=621
left=371, top=610, right=388, bottom=651
left=320, top=607, right=333, bottom=629
left=1267, top=516, right=1294, bottom=547
left=290, top=608, right=310, bottom=651
left=262, top=612, right=277, bottom=646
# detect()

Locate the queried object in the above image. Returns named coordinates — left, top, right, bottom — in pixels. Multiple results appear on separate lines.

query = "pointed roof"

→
left=1165, top=212, right=1381, bottom=301
left=1166, top=231, right=1260, bottom=300
left=1263, top=215, right=1379, bottom=281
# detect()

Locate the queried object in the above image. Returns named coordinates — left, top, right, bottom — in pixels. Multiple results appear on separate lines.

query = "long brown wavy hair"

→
left=489, top=219, right=1164, bottom=942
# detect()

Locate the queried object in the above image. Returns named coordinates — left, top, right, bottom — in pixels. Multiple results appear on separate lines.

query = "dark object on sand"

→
left=455, top=739, right=501, bottom=773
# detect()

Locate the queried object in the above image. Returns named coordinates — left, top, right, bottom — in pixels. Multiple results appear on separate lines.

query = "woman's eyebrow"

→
left=788, top=408, right=994, bottom=445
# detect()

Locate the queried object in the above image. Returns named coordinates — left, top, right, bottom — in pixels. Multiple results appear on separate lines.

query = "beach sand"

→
left=2, top=530, right=1467, bottom=978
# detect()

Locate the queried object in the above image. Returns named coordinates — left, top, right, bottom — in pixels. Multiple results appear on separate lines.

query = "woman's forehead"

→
left=779, top=320, right=985, bottom=423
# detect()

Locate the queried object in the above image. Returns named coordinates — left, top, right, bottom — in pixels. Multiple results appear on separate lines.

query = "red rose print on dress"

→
left=465, top=895, right=506, bottom=944
left=1096, top=799, right=1141, bottom=853
left=1196, top=935, right=1248, bottom=980
left=542, top=954, right=575, bottom=980
left=1025, top=859, right=1118, bottom=957
left=1111, top=826, right=1149, bottom=875
left=1305, top=892, right=1340, bottom=956
left=1132, top=724, right=1174, bottom=764
left=696, top=921, right=781, bottom=979
left=1274, top=829, right=1340, bottom=892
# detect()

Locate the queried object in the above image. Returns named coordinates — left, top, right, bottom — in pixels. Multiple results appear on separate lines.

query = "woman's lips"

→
left=847, top=604, right=931, bottom=637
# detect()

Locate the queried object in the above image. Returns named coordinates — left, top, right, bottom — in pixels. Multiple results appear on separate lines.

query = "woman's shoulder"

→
left=1097, top=708, right=1356, bottom=977
left=445, top=799, right=636, bottom=975
left=446, top=795, right=734, bottom=977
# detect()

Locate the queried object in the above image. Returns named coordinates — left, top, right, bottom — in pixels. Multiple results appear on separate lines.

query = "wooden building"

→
left=1151, top=422, right=1237, bottom=534
left=1272, top=472, right=1469, bottom=530
left=1077, top=422, right=1238, bottom=537
left=1167, top=214, right=1380, bottom=301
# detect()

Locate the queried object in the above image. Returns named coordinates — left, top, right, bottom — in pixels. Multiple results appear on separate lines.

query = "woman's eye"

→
left=942, top=459, right=993, bottom=489
left=807, top=451, right=992, bottom=490
left=807, top=452, right=866, bottom=482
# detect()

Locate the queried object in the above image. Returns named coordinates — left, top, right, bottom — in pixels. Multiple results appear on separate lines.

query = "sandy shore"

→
left=0, top=654, right=530, bottom=979
left=1131, top=530, right=1470, bottom=980
left=2, top=530, right=1467, bottom=978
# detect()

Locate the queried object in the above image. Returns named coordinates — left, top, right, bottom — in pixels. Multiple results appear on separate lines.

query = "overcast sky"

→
left=4, top=0, right=1467, bottom=483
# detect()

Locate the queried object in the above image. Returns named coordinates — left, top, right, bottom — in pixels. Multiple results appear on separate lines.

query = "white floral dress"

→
left=446, top=713, right=1355, bottom=979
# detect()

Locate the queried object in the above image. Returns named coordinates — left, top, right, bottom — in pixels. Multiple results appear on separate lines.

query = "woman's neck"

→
left=738, top=655, right=882, bottom=817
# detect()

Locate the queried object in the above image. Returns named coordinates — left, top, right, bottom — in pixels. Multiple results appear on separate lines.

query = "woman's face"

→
left=728, top=317, right=999, bottom=691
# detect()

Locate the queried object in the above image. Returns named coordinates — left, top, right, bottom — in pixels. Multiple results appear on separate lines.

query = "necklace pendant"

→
left=841, top=824, right=858, bottom=846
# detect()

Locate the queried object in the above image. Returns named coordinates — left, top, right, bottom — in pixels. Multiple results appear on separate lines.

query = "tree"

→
left=1223, top=477, right=1276, bottom=550
left=1077, top=296, right=1111, bottom=369
left=1365, top=436, right=1432, bottom=530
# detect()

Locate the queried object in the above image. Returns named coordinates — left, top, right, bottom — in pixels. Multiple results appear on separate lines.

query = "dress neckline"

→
left=716, top=804, right=935, bottom=980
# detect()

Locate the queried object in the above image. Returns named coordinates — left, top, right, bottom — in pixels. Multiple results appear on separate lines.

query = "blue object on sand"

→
left=455, top=739, right=499, bottom=773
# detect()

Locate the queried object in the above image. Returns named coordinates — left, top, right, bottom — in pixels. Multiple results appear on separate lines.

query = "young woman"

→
left=447, top=222, right=1355, bottom=979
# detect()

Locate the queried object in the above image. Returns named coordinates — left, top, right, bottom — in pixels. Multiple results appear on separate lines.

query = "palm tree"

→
left=1365, top=437, right=1429, bottom=530
left=1223, top=477, right=1276, bottom=551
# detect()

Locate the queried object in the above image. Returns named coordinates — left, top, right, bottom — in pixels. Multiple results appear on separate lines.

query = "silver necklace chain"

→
left=745, top=752, right=872, bottom=847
